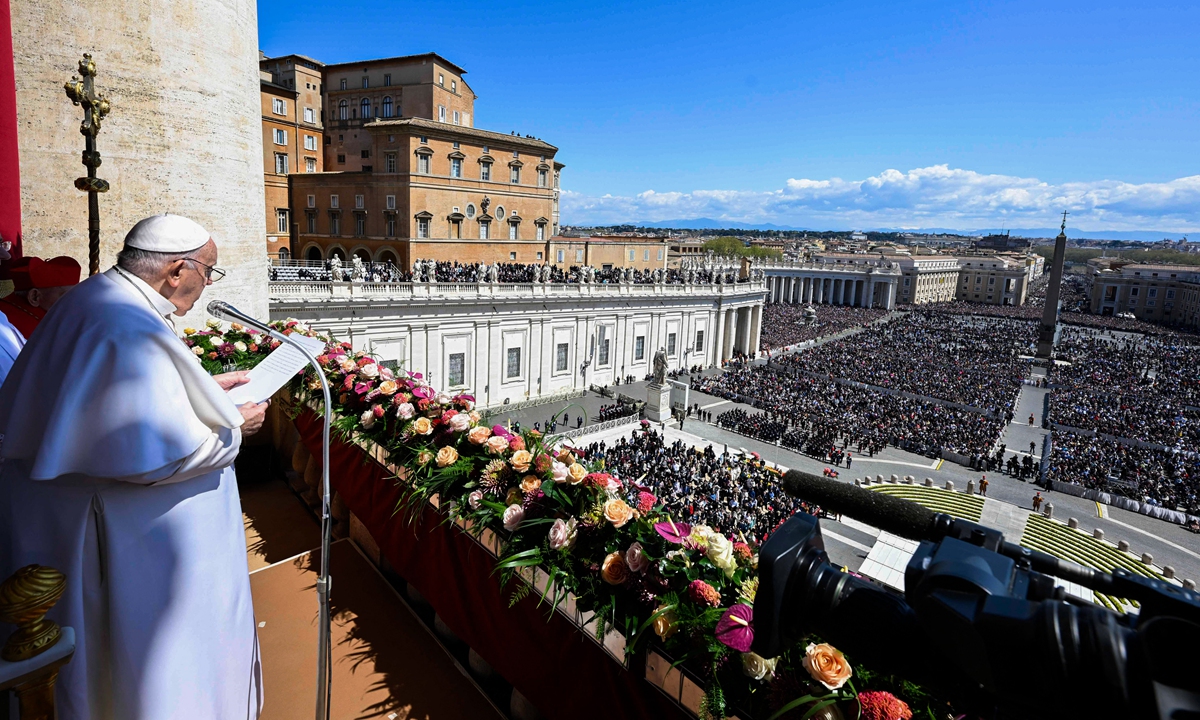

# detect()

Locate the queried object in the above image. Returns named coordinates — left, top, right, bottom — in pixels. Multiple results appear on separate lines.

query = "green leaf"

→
left=766, top=693, right=825, bottom=720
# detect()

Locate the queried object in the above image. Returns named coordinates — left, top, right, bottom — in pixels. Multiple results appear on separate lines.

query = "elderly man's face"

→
left=167, top=239, right=218, bottom=315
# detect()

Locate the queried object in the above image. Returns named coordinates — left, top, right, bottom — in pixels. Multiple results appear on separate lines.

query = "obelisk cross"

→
left=1060, top=210, right=1069, bottom=235
left=64, top=53, right=111, bottom=276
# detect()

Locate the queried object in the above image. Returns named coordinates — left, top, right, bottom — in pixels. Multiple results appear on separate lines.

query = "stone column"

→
left=750, top=303, right=762, bottom=354
left=866, top=279, right=875, bottom=308
left=886, top=281, right=897, bottom=310
left=713, top=307, right=726, bottom=365
left=722, top=308, right=735, bottom=361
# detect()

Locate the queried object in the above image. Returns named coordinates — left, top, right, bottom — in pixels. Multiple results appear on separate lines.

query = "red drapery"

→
left=0, top=0, right=20, bottom=254
left=293, top=411, right=690, bottom=720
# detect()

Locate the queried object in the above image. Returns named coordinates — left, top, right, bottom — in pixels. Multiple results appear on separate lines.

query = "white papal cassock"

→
left=0, top=267, right=263, bottom=719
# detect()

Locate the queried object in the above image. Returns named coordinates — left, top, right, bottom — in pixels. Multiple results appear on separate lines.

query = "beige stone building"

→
left=1090, top=263, right=1200, bottom=329
left=894, top=256, right=960, bottom=304
left=549, top=236, right=669, bottom=270
left=956, top=256, right=1029, bottom=305
left=260, top=55, right=325, bottom=259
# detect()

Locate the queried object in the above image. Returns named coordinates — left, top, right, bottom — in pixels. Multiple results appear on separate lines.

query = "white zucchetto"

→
left=123, top=213, right=211, bottom=253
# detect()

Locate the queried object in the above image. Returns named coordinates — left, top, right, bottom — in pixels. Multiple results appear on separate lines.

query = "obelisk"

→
left=1036, top=212, right=1069, bottom=359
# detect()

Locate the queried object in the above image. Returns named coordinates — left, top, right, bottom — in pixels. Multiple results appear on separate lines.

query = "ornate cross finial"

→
left=1060, top=210, right=1069, bottom=234
left=63, top=53, right=112, bottom=275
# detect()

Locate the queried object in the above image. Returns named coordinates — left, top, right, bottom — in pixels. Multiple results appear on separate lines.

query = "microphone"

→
left=206, top=300, right=281, bottom=340
left=780, top=469, right=935, bottom=541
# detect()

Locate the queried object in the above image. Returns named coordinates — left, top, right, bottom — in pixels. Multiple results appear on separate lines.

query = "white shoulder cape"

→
left=0, top=272, right=243, bottom=480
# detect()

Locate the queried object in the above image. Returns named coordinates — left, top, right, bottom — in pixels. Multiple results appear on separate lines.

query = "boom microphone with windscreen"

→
left=780, top=469, right=936, bottom=540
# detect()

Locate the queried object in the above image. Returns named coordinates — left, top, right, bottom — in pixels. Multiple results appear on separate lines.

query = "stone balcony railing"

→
left=268, top=278, right=768, bottom=303
left=756, top=259, right=902, bottom=275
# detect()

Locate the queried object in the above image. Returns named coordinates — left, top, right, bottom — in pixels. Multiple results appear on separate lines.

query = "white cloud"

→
left=560, top=165, right=1200, bottom=231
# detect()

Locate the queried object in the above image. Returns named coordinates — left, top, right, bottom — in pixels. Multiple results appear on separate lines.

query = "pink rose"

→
left=359, top=409, right=376, bottom=429
left=486, top=435, right=509, bottom=455
left=468, top=426, right=491, bottom=445
left=449, top=413, right=471, bottom=432
left=548, top=517, right=577, bottom=551
left=468, top=490, right=483, bottom=509
left=551, top=461, right=568, bottom=484
left=395, top=402, right=415, bottom=419
left=626, top=542, right=648, bottom=573
left=508, top=436, right=526, bottom=451
left=502, top=504, right=525, bottom=531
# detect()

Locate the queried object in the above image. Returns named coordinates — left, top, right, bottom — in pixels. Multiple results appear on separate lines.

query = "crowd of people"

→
left=1048, top=328, right=1200, bottom=450
left=758, top=304, right=889, bottom=352
left=270, top=259, right=756, bottom=286
left=1046, top=430, right=1200, bottom=515
left=580, top=429, right=815, bottom=541
left=594, top=400, right=639, bottom=423
left=693, top=365, right=1007, bottom=459
left=774, top=311, right=1034, bottom=414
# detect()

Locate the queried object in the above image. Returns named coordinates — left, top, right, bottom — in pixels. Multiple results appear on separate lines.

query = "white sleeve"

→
left=119, top=427, right=243, bottom=486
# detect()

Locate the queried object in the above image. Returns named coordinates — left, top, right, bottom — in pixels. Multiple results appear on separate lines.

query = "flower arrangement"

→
left=232, top=334, right=944, bottom=719
left=183, top=319, right=275, bottom=374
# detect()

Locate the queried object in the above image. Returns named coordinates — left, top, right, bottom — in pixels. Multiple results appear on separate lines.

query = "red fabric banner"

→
left=0, top=0, right=20, bottom=254
left=294, top=411, right=690, bottom=720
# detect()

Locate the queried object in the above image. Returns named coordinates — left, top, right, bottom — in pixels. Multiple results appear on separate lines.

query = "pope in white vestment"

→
left=0, top=215, right=267, bottom=719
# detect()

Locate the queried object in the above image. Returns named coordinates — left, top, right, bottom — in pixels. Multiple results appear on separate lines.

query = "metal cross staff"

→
left=64, top=53, right=111, bottom=276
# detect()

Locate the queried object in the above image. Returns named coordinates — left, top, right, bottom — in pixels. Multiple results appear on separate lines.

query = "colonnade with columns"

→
left=711, top=302, right=762, bottom=363
left=763, top=270, right=900, bottom=310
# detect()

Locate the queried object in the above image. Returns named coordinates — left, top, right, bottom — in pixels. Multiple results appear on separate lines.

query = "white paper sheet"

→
left=226, top=334, right=326, bottom=406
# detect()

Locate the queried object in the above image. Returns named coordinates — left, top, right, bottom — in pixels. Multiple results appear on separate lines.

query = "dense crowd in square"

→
left=580, top=429, right=814, bottom=542
left=758, top=304, right=889, bottom=351
left=270, top=259, right=752, bottom=285
left=773, top=311, right=1035, bottom=413
left=1046, top=429, right=1200, bottom=515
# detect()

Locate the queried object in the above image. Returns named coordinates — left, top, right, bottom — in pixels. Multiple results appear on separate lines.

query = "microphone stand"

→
left=207, top=303, right=332, bottom=720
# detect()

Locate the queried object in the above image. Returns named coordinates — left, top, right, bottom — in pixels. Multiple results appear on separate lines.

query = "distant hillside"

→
left=625, top=219, right=1187, bottom=242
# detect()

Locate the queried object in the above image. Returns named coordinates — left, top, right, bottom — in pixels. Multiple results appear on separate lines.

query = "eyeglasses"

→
left=183, top=257, right=226, bottom=282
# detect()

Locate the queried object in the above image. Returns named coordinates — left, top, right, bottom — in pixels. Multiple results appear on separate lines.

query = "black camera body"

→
left=754, top=508, right=1200, bottom=720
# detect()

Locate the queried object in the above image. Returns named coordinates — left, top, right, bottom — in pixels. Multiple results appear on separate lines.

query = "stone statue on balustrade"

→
left=488, top=263, right=500, bottom=283
left=623, top=266, right=634, bottom=283
left=351, top=256, right=365, bottom=282
left=652, top=347, right=668, bottom=385
left=330, top=256, right=344, bottom=282
left=541, top=264, right=552, bottom=283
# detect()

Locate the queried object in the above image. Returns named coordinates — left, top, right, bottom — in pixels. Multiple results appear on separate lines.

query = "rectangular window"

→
left=274, top=153, right=288, bottom=173
left=989, top=277, right=995, bottom=285
left=360, top=149, right=370, bottom=159
left=1130, top=287, right=1139, bottom=296
left=304, top=135, right=317, bottom=151
left=276, top=209, right=289, bottom=233
left=557, top=249, right=564, bottom=263
left=453, top=110, right=460, bottom=125
left=272, top=98, right=286, bottom=115
left=307, top=194, right=316, bottom=208
left=418, top=155, right=430, bottom=174
left=575, top=249, right=584, bottom=262
left=448, top=353, right=465, bottom=386
left=330, top=194, right=339, bottom=209
left=305, top=157, right=316, bottom=172
left=598, top=328, right=610, bottom=366
left=480, top=162, right=491, bottom=181
left=451, top=79, right=457, bottom=92
left=644, top=250, right=650, bottom=261
left=438, top=73, right=444, bottom=86
left=657, top=248, right=663, bottom=260
left=538, top=168, right=547, bottom=187
left=505, top=347, right=521, bottom=379
left=439, top=105, right=446, bottom=122
left=306, top=213, right=316, bottom=233
left=385, top=153, right=396, bottom=173
left=330, top=214, right=340, bottom=235
left=451, top=158, right=462, bottom=177
left=479, top=222, right=489, bottom=240
left=629, top=249, right=635, bottom=261
left=634, top=336, right=645, bottom=361
left=509, top=223, right=517, bottom=240
left=536, top=225, right=545, bottom=242
left=695, top=330, right=705, bottom=352
left=1148, top=288, right=1158, bottom=298
left=303, top=107, right=315, bottom=123
left=386, top=195, right=396, bottom=210
left=337, top=154, right=346, bottom=164
left=667, top=332, right=677, bottom=356
left=273, top=128, right=287, bottom=145
left=385, top=216, right=395, bottom=236
left=417, top=218, right=430, bottom=238
left=362, top=76, right=369, bottom=89
left=1167, top=289, right=1176, bottom=299
left=384, top=73, right=392, bottom=86
left=555, top=343, right=569, bottom=372
left=510, top=166, right=520, bottom=184
left=537, top=252, right=543, bottom=260
left=355, top=215, right=365, bottom=236
left=339, top=79, right=347, bottom=90
left=355, top=194, right=364, bottom=209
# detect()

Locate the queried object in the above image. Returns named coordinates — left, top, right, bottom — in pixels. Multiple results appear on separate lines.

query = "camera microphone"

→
left=780, top=469, right=935, bottom=540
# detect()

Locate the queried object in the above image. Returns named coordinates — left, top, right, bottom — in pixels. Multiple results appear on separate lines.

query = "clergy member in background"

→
left=0, top=254, right=81, bottom=339
left=0, top=214, right=267, bottom=719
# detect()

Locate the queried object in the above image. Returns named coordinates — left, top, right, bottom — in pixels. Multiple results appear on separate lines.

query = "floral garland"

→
left=198, top=319, right=940, bottom=719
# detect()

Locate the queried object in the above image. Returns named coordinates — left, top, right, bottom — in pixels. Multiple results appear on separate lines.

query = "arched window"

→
left=338, top=100, right=348, bottom=120
left=354, top=248, right=371, bottom=263
left=360, top=98, right=371, bottom=118
left=381, top=96, right=393, bottom=118
left=278, top=247, right=290, bottom=261
left=305, top=246, right=322, bottom=262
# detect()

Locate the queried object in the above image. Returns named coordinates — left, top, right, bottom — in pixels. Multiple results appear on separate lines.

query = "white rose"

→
left=502, top=504, right=525, bottom=532
left=339, top=358, right=357, bottom=372
left=396, top=402, right=415, bottom=419
left=706, top=532, right=736, bottom=578
left=192, top=346, right=204, bottom=356
left=233, top=341, right=248, bottom=353
left=435, top=392, right=452, bottom=405
left=205, top=318, right=222, bottom=329
left=359, top=363, right=379, bottom=379
left=626, top=542, right=648, bottom=573
left=449, top=413, right=471, bottom=432
left=548, top=517, right=577, bottom=551
left=379, top=366, right=395, bottom=381
left=468, top=490, right=483, bottom=509
left=359, top=409, right=376, bottom=429
left=741, top=652, right=778, bottom=681
left=551, top=461, right=569, bottom=484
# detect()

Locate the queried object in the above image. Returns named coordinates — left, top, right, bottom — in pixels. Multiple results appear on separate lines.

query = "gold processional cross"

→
left=63, top=53, right=111, bottom=276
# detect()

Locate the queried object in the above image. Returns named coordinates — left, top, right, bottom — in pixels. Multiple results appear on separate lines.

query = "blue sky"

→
left=258, top=0, right=1200, bottom=232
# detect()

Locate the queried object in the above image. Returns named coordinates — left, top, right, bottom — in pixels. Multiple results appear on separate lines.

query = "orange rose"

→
left=652, top=605, right=678, bottom=640
left=803, top=643, right=852, bottom=690
left=603, top=498, right=635, bottom=528
left=510, top=450, right=533, bottom=473
left=412, top=417, right=433, bottom=435
left=468, top=426, right=491, bottom=445
left=567, top=463, right=587, bottom=485
left=558, top=449, right=576, bottom=465
left=416, top=450, right=434, bottom=466
left=486, top=436, right=509, bottom=454
left=378, top=380, right=399, bottom=395
left=435, top=446, right=459, bottom=467
left=601, top=551, right=629, bottom=585
left=520, top=475, right=541, bottom=493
